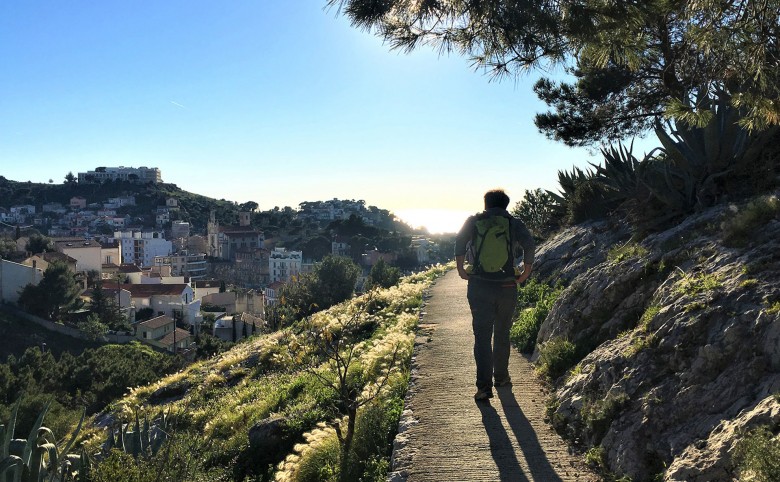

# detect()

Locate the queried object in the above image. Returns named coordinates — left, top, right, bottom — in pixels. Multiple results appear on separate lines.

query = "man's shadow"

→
left=477, top=387, right=564, bottom=482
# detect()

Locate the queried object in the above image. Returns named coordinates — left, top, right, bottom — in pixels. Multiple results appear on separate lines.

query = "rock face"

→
left=533, top=199, right=780, bottom=481
left=247, top=415, right=292, bottom=469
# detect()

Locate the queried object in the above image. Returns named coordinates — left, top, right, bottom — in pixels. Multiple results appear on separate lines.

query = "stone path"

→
left=389, top=270, right=597, bottom=482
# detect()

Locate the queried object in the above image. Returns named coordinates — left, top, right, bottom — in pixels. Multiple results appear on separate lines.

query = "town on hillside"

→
left=0, top=167, right=454, bottom=356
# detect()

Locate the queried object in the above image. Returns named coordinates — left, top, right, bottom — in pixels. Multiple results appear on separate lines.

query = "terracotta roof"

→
left=38, top=251, right=77, bottom=264
left=137, top=315, right=174, bottom=330
left=122, top=284, right=189, bottom=298
left=158, top=328, right=192, bottom=347
left=118, top=264, right=142, bottom=273
left=267, top=281, right=285, bottom=290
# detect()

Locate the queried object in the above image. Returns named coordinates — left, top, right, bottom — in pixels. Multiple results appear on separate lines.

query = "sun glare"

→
left=394, top=208, right=474, bottom=234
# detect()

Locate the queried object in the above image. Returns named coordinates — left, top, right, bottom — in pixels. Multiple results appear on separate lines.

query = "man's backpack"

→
left=471, top=212, right=514, bottom=279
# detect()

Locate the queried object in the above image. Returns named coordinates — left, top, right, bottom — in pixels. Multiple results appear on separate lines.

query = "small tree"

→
left=366, top=259, right=400, bottom=289
left=18, top=261, right=82, bottom=320
left=79, top=314, right=108, bottom=341
left=511, top=188, right=560, bottom=241
left=297, top=300, right=400, bottom=482
left=64, top=171, right=76, bottom=184
left=24, top=234, right=52, bottom=254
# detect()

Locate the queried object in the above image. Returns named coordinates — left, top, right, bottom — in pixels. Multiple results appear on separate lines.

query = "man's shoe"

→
left=495, top=378, right=512, bottom=388
left=474, top=389, right=493, bottom=401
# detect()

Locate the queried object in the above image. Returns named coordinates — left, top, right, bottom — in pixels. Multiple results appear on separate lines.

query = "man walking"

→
left=455, top=189, right=535, bottom=401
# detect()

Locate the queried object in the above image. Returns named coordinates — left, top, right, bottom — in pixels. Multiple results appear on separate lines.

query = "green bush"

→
left=581, top=392, right=630, bottom=444
left=510, top=279, right=563, bottom=353
left=537, top=337, right=578, bottom=380
left=735, top=426, right=780, bottom=482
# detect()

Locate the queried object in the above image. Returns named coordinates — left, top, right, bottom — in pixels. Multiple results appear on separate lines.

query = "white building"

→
left=78, top=166, right=162, bottom=184
left=153, top=252, right=208, bottom=280
left=52, top=238, right=103, bottom=273
left=269, top=248, right=302, bottom=283
left=114, top=230, right=173, bottom=268
left=0, top=259, right=44, bottom=304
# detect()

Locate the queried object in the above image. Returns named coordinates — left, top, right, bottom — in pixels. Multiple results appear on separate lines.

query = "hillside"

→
left=71, top=266, right=448, bottom=481
left=0, top=309, right=102, bottom=360
left=527, top=192, right=780, bottom=481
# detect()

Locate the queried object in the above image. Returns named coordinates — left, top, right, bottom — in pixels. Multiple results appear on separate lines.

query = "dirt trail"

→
left=389, top=270, right=597, bottom=482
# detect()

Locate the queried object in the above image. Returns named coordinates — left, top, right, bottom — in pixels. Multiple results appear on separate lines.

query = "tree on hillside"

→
left=328, top=0, right=780, bottom=145
left=18, top=261, right=82, bottom=321
left=64, top=172, right=76, bottom=184
left=511, top=188, right=559, bottom=241
left=270, top=255, right=361, bottom=325
left=297, top=300, right=401, bottom=482
left=89, top=279, right=128, bottom=331
left=25, top=234, right=52, bottom=254
left=366, top=259, right=401, bottom=289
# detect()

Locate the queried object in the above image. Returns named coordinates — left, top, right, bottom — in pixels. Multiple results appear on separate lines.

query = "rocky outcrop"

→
left=533, top=199, right=780, bottom=480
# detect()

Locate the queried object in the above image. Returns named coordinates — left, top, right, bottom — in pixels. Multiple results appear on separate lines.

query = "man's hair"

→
left=484, top=189, right=510, bottom=209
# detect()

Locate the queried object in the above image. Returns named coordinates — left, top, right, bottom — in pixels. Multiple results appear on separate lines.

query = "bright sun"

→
left=394, top=208, right=474, bottom=234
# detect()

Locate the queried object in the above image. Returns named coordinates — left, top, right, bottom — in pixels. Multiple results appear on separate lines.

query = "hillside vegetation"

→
left=68, top=265, right=448, bottom=481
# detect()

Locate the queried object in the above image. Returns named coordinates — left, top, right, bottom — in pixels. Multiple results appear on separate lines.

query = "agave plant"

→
left=102, top=408, right=170, bottom=460
left=0, top=399, right=88, bottom=482
left=655, top=91, right=777, bottom=208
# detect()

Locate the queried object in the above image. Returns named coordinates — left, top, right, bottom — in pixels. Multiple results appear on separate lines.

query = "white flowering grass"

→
left=85, top=264, right=450, bottom=479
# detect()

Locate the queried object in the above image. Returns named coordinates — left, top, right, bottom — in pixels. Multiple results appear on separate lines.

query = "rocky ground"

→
left=532, top=194, right=780, bottom=481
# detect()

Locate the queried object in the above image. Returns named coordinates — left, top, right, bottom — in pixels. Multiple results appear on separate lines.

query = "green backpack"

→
left=472, top=212, right=514, bottom=279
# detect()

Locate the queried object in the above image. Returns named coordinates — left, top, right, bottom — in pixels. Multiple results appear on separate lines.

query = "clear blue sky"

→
left=0, top=1, right=656, bottom=232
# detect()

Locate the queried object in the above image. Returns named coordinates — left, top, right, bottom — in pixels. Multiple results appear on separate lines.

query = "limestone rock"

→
left=532, top=197, right=780, bottom=481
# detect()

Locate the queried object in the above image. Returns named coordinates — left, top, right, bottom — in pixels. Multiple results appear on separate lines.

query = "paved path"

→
left=390, top=270, right=597, bottom=482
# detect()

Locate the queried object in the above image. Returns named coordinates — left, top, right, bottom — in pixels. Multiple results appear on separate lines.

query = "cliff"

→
left=531, top=193, right=780, bottom=481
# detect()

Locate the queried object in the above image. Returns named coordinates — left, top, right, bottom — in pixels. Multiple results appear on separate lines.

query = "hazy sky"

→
left=0, top=2, right=656, bottom=232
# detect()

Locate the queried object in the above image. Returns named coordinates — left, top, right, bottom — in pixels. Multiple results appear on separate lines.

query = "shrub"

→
left=581, top=392, right=630, bottom=443
left=722, top=195, right=780, bottom=247
left=735, top=426, right=780, bottom=482
left=510, top=279, right=564, bottom=353
left=536, top=337, right=578, bottom=380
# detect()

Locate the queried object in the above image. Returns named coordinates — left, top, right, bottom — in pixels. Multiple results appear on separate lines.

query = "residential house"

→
left=117, top=264, right=143, bottom=284
left=101, top=240, right=121, bottom=266
left=41, top=203, right=66, bottom=215
left=52, top=238, right=103, bottom=273
left=0, top=259, right=44, bottom=304
left=70, top=197, right=87, bottom=210
left=268, top=248, right=302, bottom=284
left=121, top=283, right=200, bottom=327
left=114, top=230, right=172, bottom=268
left=134, top=315, right=191, bottom=353
left=152, top=252, right=207, bottom=280
left=9, top=205, right=35, bottom=223
left=332, top=236, right=351, bottom=257
left=23, top=251, right=78, bottom=273
left=212, top=313, right=263, bottom=343
left=193, top=280, right=222, bottom=300
left=264, top=280, right=284, bottom=306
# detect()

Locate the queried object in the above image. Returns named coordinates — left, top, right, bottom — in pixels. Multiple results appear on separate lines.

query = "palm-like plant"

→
left=0, top=399, right=88, bottom=482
